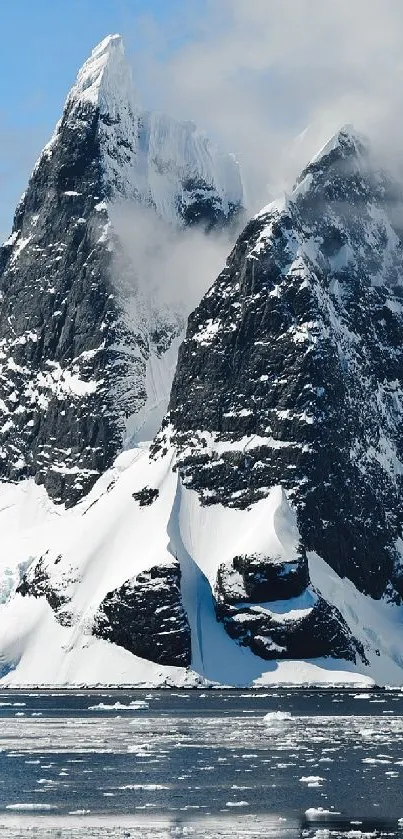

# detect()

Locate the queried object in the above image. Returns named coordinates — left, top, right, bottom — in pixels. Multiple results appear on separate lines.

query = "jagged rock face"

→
left=167, top=127, right=403, bottom=602
left=0, top=35, right=243, bottom=506
left=17, top=554, right=65, bottom=611
left=93, top=561, right=191, bottom=667
left=215, top=552, right=309, bottom=604
left=17, top=552, right=74, bottom=626
left=214, top=554, right=365, bottom=662
left=216, top=594, right=363, bottom=662
left=0, top=104, right=133, bottom=505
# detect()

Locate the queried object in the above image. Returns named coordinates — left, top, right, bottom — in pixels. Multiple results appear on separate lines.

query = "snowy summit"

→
left=67, top=33, right=136, bottom=111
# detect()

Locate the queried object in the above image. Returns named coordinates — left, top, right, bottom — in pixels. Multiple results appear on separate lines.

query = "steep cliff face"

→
left=0, top=35, right=243, bottom=506
left=166, top=126, right=403, bottom=604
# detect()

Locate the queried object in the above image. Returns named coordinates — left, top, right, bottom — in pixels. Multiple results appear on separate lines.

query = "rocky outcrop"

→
left=214, top=555, right=365, bottom=662
left=132, top=486, right=160, bottom=506
left=16, top=553, right=73, bottom=626
left=93, top=561, right=191, bottom=666
left=215, top=552, right=309, bottom=604
left=17, top=551, right=192, bottom=666
left=217, top=594, right=364, bottom=662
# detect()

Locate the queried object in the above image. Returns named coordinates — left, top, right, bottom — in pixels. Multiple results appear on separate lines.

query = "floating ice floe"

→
left=5, top=803, right=57, bottom=811
left=88, top=700, right=148, bottom=711
left=225, top=800, right=249, bottom=807
left=305, top=807, right=340, bottom=818
left=263, top=711, right=293, bottom=723
left=300, top=775, right=325, bottom=787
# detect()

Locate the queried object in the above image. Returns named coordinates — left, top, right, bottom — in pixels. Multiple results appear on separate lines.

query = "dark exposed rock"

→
left=216, top=552, right=309, bottom=604
left=132, top=486, right=160, bottom=506
left=215, top=592, right=365, bottom=662
left=178, top=175, right=244, bottom=232
left=214, top=553, right=365, bottom=662
left=93, top=561, right=191, bottom=667
left=17, top=554, right=70, bottom=616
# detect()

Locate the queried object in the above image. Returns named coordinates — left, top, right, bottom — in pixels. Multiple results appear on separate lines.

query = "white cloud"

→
left=128, top=0, right=403, bottom=209
left=109, top=202, right=234, bottom=316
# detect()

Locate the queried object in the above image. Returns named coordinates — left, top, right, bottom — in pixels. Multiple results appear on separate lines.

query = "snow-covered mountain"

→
left=1, top=87, right=403, bottom=687
left=0, top=34, right=244, bottom=506
left=160, top=124, right=403, bottom=683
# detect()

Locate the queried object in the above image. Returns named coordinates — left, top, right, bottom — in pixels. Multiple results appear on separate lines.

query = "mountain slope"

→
left=0, top=34, right=243, bottom=505
left=167, top=126, right=403, bottom=600
left=0, top=450, right=378, bottom=688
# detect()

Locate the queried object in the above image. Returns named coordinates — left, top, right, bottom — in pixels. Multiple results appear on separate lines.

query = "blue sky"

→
left=0, top=0, right=204, bottom=238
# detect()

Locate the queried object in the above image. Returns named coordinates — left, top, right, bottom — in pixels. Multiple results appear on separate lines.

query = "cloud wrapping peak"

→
left=130, top=0, right=403, bottom=210
left=110, top=202, right=235, bottom=317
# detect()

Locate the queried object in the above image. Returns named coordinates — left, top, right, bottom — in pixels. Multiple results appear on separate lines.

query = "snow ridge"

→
left=67, top=34, right=137, bottom=113
left=309, top=123, right=368, bottom=166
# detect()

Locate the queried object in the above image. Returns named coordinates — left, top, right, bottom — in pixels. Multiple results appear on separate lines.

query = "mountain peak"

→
left=96, top=32, right=123, bottom=48
left=309, top=123, right=368, bottom=167
left=290, top=124, right=370, bottom=198
left=67, top=33, right=137, bottom=113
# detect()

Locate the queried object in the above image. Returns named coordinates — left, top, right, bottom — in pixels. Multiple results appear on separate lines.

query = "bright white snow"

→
left=0, top=444, right=390, bottom=688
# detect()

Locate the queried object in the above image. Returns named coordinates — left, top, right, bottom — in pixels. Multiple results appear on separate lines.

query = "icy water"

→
left=0, top=690, right=402, bottom=838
